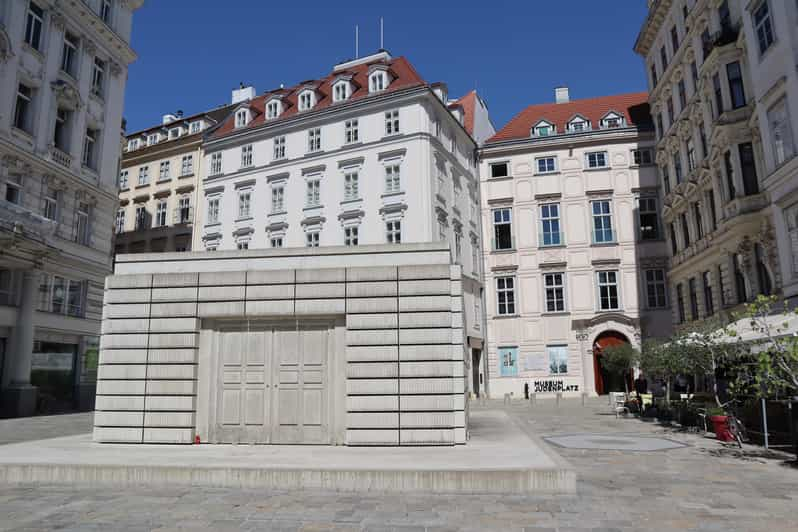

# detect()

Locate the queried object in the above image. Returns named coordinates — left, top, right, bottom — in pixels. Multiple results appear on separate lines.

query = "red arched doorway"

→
left=593, top=331, right=631, bottom=395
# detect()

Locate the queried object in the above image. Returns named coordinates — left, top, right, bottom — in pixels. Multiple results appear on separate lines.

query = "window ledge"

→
left=584, top=166, right=611, bottom=172
left=343, top=141, right=363, bottom=148
left=235, top=216, right=254, bottom=223
left=493, top=314, right=519, bottom=320
left=341, top=198, right=362, bottom=205
left=156, top=178, right=172, bottom=184
left=303, top=204, right=324, bottom=211
left=492, top=248, right=516, bottom=254
left=134, top=183, right=150, bottom=189
left=269, top=210, right=287, bottom=216
left=539, top=244, right=566, bottom=249
left=591, top=242, right=618, bottom=247
left=542, top=312, right=571, bottom=316
left=534, top=171, right=560, bottom=177
left=380, top=191, right=405, bottom=199
left=488, top=175, right=512, bottom=181
left=119, top=187, right=130, bottom=193
left=178, top=172, right=195, bottom=179
left=596, top=309, right=623, bottom=314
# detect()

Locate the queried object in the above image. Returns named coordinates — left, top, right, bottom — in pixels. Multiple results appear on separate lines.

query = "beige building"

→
left=635, top=0, right=781, bottom=326
left=115, top=105, right=233, bottom=255
left=479, top=90, right=671, bottom=398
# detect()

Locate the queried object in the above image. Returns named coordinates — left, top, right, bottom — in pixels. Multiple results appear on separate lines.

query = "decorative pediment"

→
left=531, top=119, right=555, bottom=137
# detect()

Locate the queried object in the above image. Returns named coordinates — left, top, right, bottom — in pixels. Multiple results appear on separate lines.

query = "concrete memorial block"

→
left=94, top=243, right=470, bottom=446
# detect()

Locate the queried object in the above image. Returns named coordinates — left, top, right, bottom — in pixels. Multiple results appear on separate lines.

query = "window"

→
left=147, top=134, right=159, bottom=146
left=306, top=231, right=320, bottom=247
left=645, top=269, right=667, bottom=309
left=333, top=82, right=350, bottom=102
left=536, top=156, right=556, bottom=174
left=43, top=188, right=58, bottom=220
left=241, top=144, right=253, bottom=168
left=308, top=128, right=321, bottom=152
left=270, top=237, right=283, bottom=248
left=82, top=128, right=97, bottom=169
left=159, top=161, right=170, bottom=181
left=602, top=115, right=622, bottom=129
left=496, top=276, right=516, bottom=315
left=177, top=197, right=191, bottom=224
left=210, top=153, right=222, bottom=175
left=650, top=64, right=658, bottom=88
left=438, top=219, right=447, bottom=242
left=544, top=273, right=566, bottom=312
left=687, top=138, right=696, bottom=172
left=135, top=206, right=147, bottom=229
left=718, top=265, right=726, bottom=306
left=656, top=113, right=664, bottom=140
left=499, top=347, right=518, bottom=377
left=61, top=33, right=78, bottom=77
left=699, top=122, right=708, bottom=159
left=235, top=109, right=249, bottom=128
left=75, top=202, right=90, bottom=245
left=547, top=345, right=568, bottom=375
left=638, top=197, right=660, bottom=240
left=755, top=244, right=773, bottom=296
left=138, top=166, right=149, bottom=186
left=753, top=1, right=775, bottom=55
left=713, top=73, right=724, bottom=116
left=724, top=150, right=736, bottom=199
left=661, top=164, right=671, bottom=194
left=344, top=119, right=359, bottom=144
left=190, top=121, right=202, bottom=134
left=237, top=241, right=249, bottom=250
left=127, top=139, right=140, bottom=151
left=585, top=151, right=608, bottom=169
left=118, top=170, right=128, bottom=189
left=385, top=110, right=400, bottom=135
left=670, top=223, right=679, bottom=255
left=591, top=200, right=614, bottom=243
left=768, top=98, right=795, bottom=166
left=569, top=117, right=589, bottom=132
left=100, top=0, right=112, bottom=23
left=5, top=176, right=21, bottom=205
left=24, top=2, right=44, bottom=50
left=734, top=254, right=748, bottom=303
left=703, top=271, right=714, bottom=316
left=667, top=98, right=675, bottom=124
left=492, top=208, right=513, bottom=250
left=726, top=62, right=746, bottom=109
left=707, top=190, right=718, bottom=231
left=678, top=79, right=687, bottom=110
left=693, top=202, right=704, bottom=239
left=207, top=197, right=219, bottom=224
left=168, top=128, right=180, bottom=140
left=681, top=212, right=691, bottom=247
left=454, top=230, right=462, bottom=263
left=273, top=136, right=286, bottom=160
left=597, top=271, right=620, bottom=311
left=344, top=171, right=359, bottom=200
left=306, top=179, right=321, bottom=207
left=689, top=277, right=699, bottom=320
left=369, top=71, right=387, bottom=92
left=660, top=45, right=668, bottom=70
left=739, top=142, right=759, bottom=195
left=386, top=220, right=401, bottom=243
left=298, top=91, right=314, bottom=111
left=384, top=164, right=401, bottom=193
left=181, top=155, right=193, bottom=176
left=91, top=58, right=105, bottom=98
left=238, top=191, right=251, bottom=219
left=115, top=208, right=125, bottom=234
left=344, top=226, right=358, bottom=246
left=670, top=25, right=679, bottom=52
left=690, top=61, right=699, bottom=89
left=271, top=186, right=284, bottom=213
left=155, top=201, right=167, bottom=227
left=632, top=148, right=653, bottom=166
left=673, top=152, right=683, bottom=184
left=38, top=276, right=85, bottom=317
left=676, top=283, right=686, bottom=323
left=471, top=239, right=480, bottom=274
left=490, top=162, right=509, bottom=178
left=540, top=203, right=562, bottom=246
left=266, top=100, right=281, bottom=119
left=54, top=108, right=70, bottom=151
left=14, top=84, right=33, bottom=132
left=719, top=0, right=731, bottom=30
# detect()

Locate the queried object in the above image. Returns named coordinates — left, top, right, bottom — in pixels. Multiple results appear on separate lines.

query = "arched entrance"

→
left=592, top=331, right=631, bottom=395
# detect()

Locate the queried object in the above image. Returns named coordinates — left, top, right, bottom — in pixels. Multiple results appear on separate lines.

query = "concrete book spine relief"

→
left=93, top=244, right=467, bottom=445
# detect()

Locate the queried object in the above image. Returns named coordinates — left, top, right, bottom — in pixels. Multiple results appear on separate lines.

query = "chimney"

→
left=555, top=86, right=570, bottom=104
left=232, top=83, right=256, bottom=105
left=176, top=110, right=184, bottom=118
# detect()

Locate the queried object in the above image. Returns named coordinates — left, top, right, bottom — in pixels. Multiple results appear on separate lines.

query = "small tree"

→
left=639, top=339, right=692, bottom=405
left=599, top=343, right=639, bottom=394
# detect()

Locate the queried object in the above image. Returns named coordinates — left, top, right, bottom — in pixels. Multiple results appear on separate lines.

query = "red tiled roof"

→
left=487, top=92, right=651, bottom=143
left=210, top=56, right=426, bottom=139
left=452, top=90, right=476, bottom=135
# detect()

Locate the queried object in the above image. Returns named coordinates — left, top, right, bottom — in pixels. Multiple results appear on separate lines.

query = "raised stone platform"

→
left=0, top=410, right=575, bottom=494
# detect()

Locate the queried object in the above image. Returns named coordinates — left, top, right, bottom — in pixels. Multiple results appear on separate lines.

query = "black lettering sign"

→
left=532, top=380, right=579, bottom=393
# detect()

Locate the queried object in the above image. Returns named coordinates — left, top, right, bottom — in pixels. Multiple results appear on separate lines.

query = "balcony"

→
left=0, top=200, right=58, bottom=250
left=173, top=206, right=194, bottom=225
left=49, top=146, right=72, bottom=169
left=702, top=24, right=740, bottom=60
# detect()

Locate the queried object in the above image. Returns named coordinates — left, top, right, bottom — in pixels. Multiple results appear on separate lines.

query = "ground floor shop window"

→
left=499, top=346, right=518, bottom=377
left=547, top=345, right=568, bottom=375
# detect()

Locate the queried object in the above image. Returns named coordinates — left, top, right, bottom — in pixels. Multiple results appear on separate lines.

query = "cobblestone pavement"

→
left=1, top=399, right=796, bottom=531
left=0, top=412, right=93, bottom=445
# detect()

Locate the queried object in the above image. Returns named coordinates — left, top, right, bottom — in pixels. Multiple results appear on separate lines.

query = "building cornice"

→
left=56, top=0, right=138, bottom=65
left=479, top=127, right=654, bottom=158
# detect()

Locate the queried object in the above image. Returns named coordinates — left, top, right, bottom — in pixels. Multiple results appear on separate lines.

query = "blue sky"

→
left=124, top=1, right=649, bottom=133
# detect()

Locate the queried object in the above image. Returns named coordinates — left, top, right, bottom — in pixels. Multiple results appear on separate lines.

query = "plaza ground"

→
left=1, top=398, right=796, bottom=532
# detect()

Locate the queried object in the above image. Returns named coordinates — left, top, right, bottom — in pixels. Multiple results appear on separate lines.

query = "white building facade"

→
left=480, top=90, right=671, bottom=398
left=0, top=0, right=142, bottom=416
left=195, top=51, right=490, bottom=395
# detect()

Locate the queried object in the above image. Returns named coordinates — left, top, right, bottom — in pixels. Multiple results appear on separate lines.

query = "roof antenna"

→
left=355, top=25, right=359, bottom=58
left=380, top=17, right=384, bottom=49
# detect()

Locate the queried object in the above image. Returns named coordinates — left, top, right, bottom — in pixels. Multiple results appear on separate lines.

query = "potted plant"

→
left=706, top=405, right=734, bottom=442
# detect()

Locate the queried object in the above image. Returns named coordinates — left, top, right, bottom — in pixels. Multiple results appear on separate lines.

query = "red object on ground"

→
left=194, top=435, right=200, bottom=445
left=710, top=415, right=734, bottom=442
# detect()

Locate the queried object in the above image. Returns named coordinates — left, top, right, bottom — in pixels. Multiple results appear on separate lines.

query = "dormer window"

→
left=147, top=133, right=159, bottom=146
left=298, top=90, right=316, bottom=111
left=369, top=70, right=388, bottom=93
left=333, top=81, right=351, bottom=102
left=532, top=120, right=555, bottom=137
left=235, top=109, right=250, bottom=128
left=266, top=99, right=282, bottom=119
left=168, top=127, right=182, bottom=139
left=127, top=138, right=140, bottom=151
left=567, top=116, right=590, bottom=133
left=600, top=112, right=625, bottom=129
left=189, top=121, right=203, bottom=134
